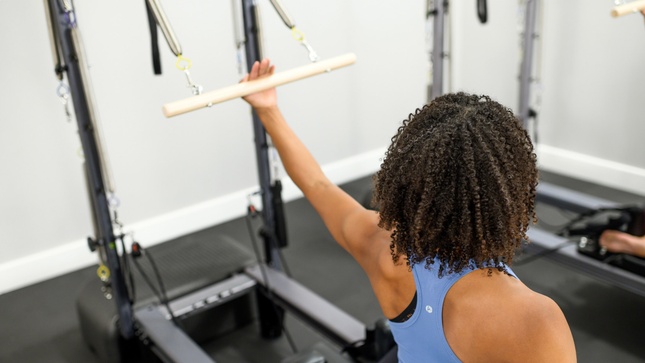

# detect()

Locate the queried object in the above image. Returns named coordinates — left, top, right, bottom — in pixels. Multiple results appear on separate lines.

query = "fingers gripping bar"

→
left=611, top=0, right=645, bottom=17
left=162, top=53, right=356, bottom=118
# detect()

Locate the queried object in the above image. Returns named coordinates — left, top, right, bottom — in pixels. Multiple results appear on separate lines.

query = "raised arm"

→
left=242, top=59, right=386, bottom=269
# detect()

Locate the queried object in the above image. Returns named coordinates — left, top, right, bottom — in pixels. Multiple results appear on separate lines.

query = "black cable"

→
left=263, top=227, right=293, bottom=278
left=515, top=240, right=572, bottom=266
left=145, top=248, right=181, bottom=326
left=118, top=235, right=136, bottom=304
left=245, top=208, right=298, bottom=354
left=535, top=206, right=580, bottom=231
left=516, top=208, right=609, bottom=266
left=132, top=257, right=160, bottom=300
left=515, top=207, right=587, bottom=265
left=340, top=338, right=366, bottom=355
left=247, top=193, right=293, bottom=277
left=132, top=247, right=180, bottom=326
left=602, top=254, right=623, bottom=265
left=145, top=250, right=170, bottom=305
left=551, top=206, right=579, bottom=219
left=554, top=208, right=612, bottom=237
left=519, top=206, right=643, bottom=266
left=536, top=218, right=573, bottom=232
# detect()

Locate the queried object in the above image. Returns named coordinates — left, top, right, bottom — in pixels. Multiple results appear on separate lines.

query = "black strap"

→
left=145, top=1, right=162, bottom=75
left=477, top=0, right=488, bottom=24
left=389, top=292, right=417, bottom=323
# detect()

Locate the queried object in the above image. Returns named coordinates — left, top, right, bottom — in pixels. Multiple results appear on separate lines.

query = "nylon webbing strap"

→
left=145, top=1, right=162, bottom=75
left=477, top=0, right=488, bottom=23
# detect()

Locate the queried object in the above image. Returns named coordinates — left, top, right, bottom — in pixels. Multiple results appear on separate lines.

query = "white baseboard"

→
left=537, top=144, right=645, bottom=197
left=0, top=148, right=385, bottom=296
left=6, top=145, right=641, bottom=295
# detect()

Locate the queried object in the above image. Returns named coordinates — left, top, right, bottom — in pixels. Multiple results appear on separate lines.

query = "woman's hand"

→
left=242, top=59, right=277, bottom=110
left=599, top=230, right=645, bottom=257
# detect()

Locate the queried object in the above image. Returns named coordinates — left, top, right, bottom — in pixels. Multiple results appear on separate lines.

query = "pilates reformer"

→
left=45, top=1, right=260, bottom=362
left=150, top=0, right=393, bottom=361
left=515, top=0, right=645, bottom=296
left=48, top=0, right=393, bottom=362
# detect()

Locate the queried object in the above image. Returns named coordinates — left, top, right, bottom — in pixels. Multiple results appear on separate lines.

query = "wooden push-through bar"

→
left=163, top=53, right=356, bottom=118
left=611, top=0, right=645, bottom=17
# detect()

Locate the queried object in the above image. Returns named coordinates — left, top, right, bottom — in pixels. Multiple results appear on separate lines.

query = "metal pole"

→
left=240, top=0, right=285, bottom=267
left=518, top=0, right=537, bottom=130
left=240, top=0, right=285, bottom=339
left=47, top=0, right=134, bottom=339
left=430, top=0, right=446, bottom=100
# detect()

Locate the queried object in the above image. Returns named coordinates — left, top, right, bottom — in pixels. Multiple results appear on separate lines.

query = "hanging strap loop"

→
left=145, top=0, right=162, bottom=74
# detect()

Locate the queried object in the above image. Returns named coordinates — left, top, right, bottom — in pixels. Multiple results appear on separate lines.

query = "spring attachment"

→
left=175, top=55, right=203, bottom=95
left=291, top=27, right=319, bottom=62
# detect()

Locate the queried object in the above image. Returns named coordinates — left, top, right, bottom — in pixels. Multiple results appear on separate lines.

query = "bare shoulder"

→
left=512, top=292, right=577, bottom=362
left=444, top=270, right=577, bottom=363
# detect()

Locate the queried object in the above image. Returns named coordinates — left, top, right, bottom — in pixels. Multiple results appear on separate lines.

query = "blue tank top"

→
left=389, top=260, right=518, bottom=363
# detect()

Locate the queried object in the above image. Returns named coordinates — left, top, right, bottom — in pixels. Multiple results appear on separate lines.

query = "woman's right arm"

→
left=242, top=59, right=388, bottom=271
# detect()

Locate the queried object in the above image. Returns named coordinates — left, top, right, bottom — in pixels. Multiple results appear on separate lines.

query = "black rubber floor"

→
left=1, top=172, right=645, bottom=362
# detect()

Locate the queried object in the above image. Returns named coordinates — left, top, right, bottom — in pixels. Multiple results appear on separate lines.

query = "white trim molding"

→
left=538, top=144, right=645, bottom=198
left=0, top=148, right=385, bottom=295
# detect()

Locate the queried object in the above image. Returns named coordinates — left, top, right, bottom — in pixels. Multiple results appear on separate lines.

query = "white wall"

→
left=0, top=0, right=427, bottom=294
left=4, top=0, right=644, bottom=295
left=450, top=0, right=645, bottom=196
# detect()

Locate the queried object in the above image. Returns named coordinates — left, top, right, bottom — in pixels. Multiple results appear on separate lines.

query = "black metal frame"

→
left=518, top=0, right=538, bottom=130
left=239, top=0, right=292, bottom=341
left=427, top=0, right=448, bottom=101
left=53, top=0, right=374, bottom=361
left=50, top=0, right=392, bottom=363
left=241, top=0, right=288, bottom=266
left=45, top=0, right=135, bottom=339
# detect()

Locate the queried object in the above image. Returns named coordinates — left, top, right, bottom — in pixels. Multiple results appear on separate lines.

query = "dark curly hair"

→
left=373, top=92, right=538, bottom=276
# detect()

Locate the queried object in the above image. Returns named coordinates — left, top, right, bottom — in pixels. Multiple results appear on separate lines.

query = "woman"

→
left=242, top=59, right=576, bottom=362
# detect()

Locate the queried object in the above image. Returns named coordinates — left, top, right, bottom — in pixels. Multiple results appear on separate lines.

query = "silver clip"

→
left=183, top=69, right=203, bottom=95
left=301, top=40, right=319, bottom=62
left=56, top=82, right=72, bottom=122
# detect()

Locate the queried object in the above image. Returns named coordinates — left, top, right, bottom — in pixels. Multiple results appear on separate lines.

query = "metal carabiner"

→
left=301, top=40, right=319, bottom=63
left=183, top=69, right=203, bottom=95
left=291, top=27, right=319, bottom=62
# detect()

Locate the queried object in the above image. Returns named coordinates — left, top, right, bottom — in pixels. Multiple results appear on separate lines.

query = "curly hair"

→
left=373, top=92, right=538, bottom=276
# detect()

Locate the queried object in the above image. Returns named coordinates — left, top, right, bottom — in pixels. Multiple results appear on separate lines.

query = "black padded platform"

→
left=77, top=233, right=257, bottom=363
left=131, top=233, right=256, bottom=307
